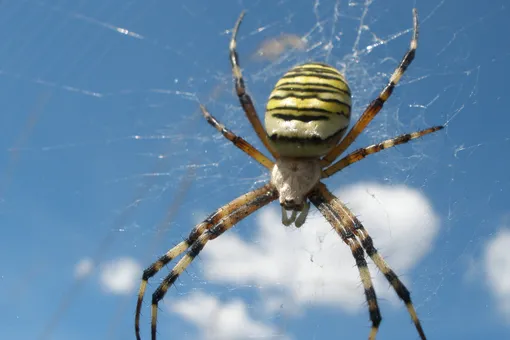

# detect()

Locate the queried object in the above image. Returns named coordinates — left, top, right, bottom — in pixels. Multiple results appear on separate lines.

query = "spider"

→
left=135, top=9, right=442, bottom=340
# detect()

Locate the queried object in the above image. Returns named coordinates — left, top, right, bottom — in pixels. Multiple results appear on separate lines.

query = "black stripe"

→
left=275, top=81, right=350, bottom=95
left=392, top=133, right=412, bottom=145
left=365, top=287, right=382, bottom=327
left=153, top=272, right=179, bottom=302
left=272, top=113, right=329, bottom=122
left=383, top=269, right=411, bottom=302
left=269, top=126, right=348, bottom=144
left=269, top=94, right=351, bottom=109
left=352, top=243, right=367, bottom=267
left=142, top=264, right=160, bottom=280
left=399, top=50, right=415, bottom=73
left=268, top=106, right=348, bottom=117
left=187, top=238, right=206, bottom=259
left=360, top=235, right=377, bottom=256
left=282, top=72, right=346, bottom=82
left=275, top=86, right=349, bottom=95
left=152, top=285, right=167, bottom=303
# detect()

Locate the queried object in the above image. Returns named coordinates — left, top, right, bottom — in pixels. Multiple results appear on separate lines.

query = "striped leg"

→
left=309, top=187, right=382, bottom=339
left=149, top=184, right=278, bottom=340
left=229, top=12, right=279, bottom=159
left=135, top=184, right=278, bottom=340
left=321, top=9, right=419, bottom=167
left=200, top=105, right=274, bottom=169
left=317, top=183, right=426, bottom=340
left=322, top=126, right=443, bottom=178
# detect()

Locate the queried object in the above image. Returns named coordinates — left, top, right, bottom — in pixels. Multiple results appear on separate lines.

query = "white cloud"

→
left=483, top=228, right=510, bottom=322
left=99, top=257, right=141, bottom=295
left=74, top=257, right=94, bottom=279
left=200, top=182, right=440, bottom=313
left=169, top=292, right=288, bottom=340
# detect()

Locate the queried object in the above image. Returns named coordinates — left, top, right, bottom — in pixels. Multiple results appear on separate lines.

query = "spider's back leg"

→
left=316, top=183, right=427, bottom=340
left=149, top=184, right=278, bottom=339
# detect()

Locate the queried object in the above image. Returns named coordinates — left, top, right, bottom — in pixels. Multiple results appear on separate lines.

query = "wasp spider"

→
left=136, top=9, right=441, bottom=340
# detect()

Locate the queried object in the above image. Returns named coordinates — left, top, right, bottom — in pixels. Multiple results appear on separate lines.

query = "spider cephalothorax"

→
left=135, top=9, right=442, bottom=340
left=270, top=157, right=320, bottom=226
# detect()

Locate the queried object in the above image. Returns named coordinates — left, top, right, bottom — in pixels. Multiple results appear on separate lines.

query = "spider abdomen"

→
left=265, top=62, right=352, bottom=158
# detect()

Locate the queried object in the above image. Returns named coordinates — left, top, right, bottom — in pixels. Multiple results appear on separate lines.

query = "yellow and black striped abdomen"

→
left=265, top=62, right=352, bottom=158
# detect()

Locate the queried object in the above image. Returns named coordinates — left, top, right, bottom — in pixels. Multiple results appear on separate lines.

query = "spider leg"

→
left=321, top=9, right=419, bottom=167
left=322, top=125, right=443, bottom=178
left=229, top=12, right=279, bottom=159
left=148, top=184, right=278, bottom=340
left=135, top=184, right=278, bottom=340
left=316, top=183, right=426, bottom=340
left=309, top=186, right=382, bottom=340
left=200, top=104, right=274, bottom=169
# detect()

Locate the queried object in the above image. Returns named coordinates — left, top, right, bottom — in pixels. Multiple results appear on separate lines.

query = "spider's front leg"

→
left=322, top=9, right=420, bottom=166
left=228, top=11, right=279, bottom=158
left=199, top=104, right=274, bottom=169
left=322, top=125, right=443, bottom=178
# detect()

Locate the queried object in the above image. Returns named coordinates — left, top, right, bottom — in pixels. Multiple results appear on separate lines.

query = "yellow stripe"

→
left=294, top=63, right=344, bottom=73
left=266, top=97, right=350, bottom=115
left=277, top=75, right=349, bottom=91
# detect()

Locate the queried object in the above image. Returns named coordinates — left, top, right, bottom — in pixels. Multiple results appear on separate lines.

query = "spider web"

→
left=1, top=0, right=508, bottom=339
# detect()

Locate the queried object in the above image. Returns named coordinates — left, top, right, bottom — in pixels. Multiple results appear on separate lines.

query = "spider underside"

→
left=135, top=9, right=442, bottom=340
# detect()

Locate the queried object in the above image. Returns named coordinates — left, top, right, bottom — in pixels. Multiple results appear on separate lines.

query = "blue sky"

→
left=1, top=0, right=509, bottom=339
